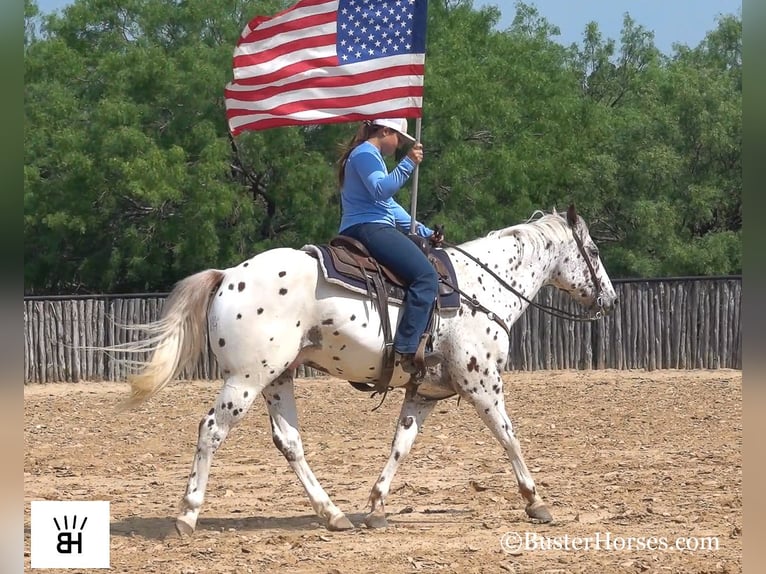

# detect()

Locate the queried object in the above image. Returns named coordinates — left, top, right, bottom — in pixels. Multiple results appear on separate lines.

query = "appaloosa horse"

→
left=116, top=205, right=617, bottom=534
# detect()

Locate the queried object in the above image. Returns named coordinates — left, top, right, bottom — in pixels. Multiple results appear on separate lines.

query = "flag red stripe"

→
left=237, top=12, right=336, bottom=48
left=238, top=0, right=334, bottom=39
left=234, top=56, right=341, bottom=86
left=231, top=107, right=422, bottom=135
left=233, top=32, right=336, bottom=70
left=226, top=86, right=423, bottom=119
left=238, top=9, right=336, bottom=46
left=226, top=65, right=424, bottom=99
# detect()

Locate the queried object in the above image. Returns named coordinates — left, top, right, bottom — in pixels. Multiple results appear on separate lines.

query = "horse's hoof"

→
left=364, top=511, right=388, bottom=529
left=525, top=500, right=553, bottom=523
left=327, top=514, right=355, bottom=531
left=175, top=515, right=197, bottom=537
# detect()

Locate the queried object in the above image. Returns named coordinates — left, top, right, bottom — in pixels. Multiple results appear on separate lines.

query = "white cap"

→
left=370, top=118, right=416, bottom=143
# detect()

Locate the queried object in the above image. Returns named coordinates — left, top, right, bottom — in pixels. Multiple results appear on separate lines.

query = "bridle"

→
left=440, top=218, right=606, bottom=325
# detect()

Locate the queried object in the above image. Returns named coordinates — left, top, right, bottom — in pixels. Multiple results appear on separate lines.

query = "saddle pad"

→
left=302, top=244, right=461, bottom=310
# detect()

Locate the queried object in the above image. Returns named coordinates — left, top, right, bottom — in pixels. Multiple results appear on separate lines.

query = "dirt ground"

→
left=24, top=370, right=741, bottom=574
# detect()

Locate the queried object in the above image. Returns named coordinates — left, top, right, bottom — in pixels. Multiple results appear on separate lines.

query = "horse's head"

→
left=550, top=205, right=618, bottom=315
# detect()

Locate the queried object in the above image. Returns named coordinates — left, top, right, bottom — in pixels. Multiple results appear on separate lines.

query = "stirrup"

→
left=396, top=350, right=443, bottom=375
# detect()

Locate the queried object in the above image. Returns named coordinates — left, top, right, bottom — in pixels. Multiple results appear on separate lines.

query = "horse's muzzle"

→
left=595, top=294, right=618, bottom=315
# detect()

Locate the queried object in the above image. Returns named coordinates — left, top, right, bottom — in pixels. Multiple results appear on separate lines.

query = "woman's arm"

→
left=352, top=150, right=416, bottom=201
left=391, top=200, right=432, bottom=237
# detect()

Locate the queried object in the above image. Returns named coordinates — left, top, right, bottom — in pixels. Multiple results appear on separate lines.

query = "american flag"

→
left=225, top=0, right=428, bottom=135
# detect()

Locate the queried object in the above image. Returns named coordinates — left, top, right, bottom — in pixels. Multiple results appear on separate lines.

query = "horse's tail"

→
left=117, top=269, right=225, bottom=411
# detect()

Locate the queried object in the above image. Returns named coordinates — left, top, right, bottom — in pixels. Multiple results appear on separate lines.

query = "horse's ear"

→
left=566, top=204, right=578, bottom=226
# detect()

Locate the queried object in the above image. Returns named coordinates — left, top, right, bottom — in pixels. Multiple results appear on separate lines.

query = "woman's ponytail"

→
left=337, top=122, right=380, bottom=188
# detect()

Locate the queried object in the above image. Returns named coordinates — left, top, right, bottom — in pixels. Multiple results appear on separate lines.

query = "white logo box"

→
left=30, top=501, right=110, bottom=569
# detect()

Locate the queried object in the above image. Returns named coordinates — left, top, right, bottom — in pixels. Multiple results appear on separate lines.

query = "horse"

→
left=115, top=204, right=617, bottom=535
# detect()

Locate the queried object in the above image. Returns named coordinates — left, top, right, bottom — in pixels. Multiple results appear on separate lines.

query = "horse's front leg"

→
left=460, top=366, right=553, bottom=523
left=262, top=373, right=354, bottom=531
left=365, top=384, right=437, bottom=528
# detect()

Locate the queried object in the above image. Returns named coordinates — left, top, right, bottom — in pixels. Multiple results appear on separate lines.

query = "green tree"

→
left=24, top=0, right=742, bottom=293
left=559, top=12, right=740, bottom=276
left=24, top=0, right=340, bottom=293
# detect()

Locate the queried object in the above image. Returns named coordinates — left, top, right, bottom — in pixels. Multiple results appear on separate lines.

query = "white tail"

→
left=116, top=269, right=225, bottom=410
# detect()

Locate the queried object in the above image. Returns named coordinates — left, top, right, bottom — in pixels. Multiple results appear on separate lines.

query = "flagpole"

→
left=409, top=117, right=422, bottom=235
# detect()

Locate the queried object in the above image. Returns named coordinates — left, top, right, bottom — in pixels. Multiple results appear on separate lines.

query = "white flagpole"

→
left=409, top=117, right=423, bottom=234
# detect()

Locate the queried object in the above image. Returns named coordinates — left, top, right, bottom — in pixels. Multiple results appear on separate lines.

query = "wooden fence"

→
left=23, top=277, right=741, bottom=383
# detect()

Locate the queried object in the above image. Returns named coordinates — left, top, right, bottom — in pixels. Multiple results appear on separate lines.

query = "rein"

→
left=441, top=224, right=605, bottom=324
left=438, top=276, right=512, bottom=340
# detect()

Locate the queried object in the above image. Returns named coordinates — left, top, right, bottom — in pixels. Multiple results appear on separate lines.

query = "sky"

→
left=34, top=0, right=741, bottom=55
left=475, top=0, right=741, bottom=54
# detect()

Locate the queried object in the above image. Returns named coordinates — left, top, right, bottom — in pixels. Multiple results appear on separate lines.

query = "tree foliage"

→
left=24, top=0, right=741, bottom=293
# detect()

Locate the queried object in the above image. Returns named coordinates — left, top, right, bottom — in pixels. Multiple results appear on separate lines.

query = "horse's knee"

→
left=197, top=413, right=229, bottom=452
left=270, top=421, right=303, bottom=462
left=272, top=433, right=301, bottom=461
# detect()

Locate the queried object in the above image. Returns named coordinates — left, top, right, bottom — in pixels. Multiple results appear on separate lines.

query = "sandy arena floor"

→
left=24, top=370, right=742, bottom=573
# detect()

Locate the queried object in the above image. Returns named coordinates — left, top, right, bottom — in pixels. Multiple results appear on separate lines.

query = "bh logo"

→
left=53, top=514, right=86, bottom=554
left=30, top=501, right=110, bottom=569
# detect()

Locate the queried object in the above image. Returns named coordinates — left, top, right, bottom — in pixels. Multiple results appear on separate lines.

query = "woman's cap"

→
left=370, top=118, right=416, bottom=143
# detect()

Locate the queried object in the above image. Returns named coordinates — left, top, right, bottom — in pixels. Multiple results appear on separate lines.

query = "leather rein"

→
left=439, top=222, right=606, bottom=327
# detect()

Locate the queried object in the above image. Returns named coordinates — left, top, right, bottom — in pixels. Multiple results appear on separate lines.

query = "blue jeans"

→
left=340, top=223, right=438, bottom=354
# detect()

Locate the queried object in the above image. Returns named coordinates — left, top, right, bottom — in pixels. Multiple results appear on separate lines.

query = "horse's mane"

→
left=485, top=210, right=571, bottom=244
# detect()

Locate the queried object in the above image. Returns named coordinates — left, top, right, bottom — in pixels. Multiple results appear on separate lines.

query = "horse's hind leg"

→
left=462, top=371, right=553, bottom=523
left=176, top=375, right=263, bottom=536
left=365, top=384, right=437, bottom=528
left=262, top=372, right=354, bottom=531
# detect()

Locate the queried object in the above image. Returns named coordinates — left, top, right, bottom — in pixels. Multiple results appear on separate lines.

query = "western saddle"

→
left=317, top=233, right=459, bottom=393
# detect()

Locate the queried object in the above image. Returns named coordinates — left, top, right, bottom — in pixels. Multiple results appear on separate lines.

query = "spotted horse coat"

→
left=113, top=206, right=617, bottom=535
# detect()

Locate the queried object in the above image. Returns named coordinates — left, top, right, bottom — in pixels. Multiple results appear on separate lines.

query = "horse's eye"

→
left=589, top=246, right=599, bottom=257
